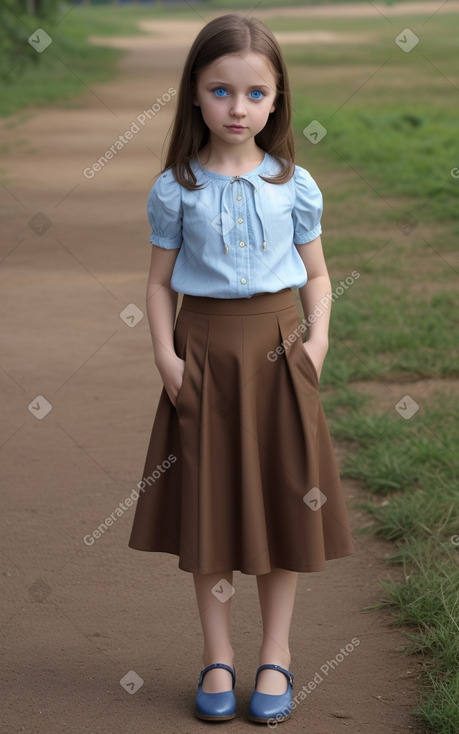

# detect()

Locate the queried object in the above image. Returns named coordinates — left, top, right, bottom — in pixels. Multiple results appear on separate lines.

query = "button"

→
left=237, top=195, right=242, bottom=201
left=237, top=218, right=243, bottom=223
left=240, top=277, right=247, bottom=285
left=239, top=241, right=245, bottom=247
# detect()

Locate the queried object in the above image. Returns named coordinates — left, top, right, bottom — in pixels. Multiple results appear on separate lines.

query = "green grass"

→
left=285, top=10, right=459, bottom=732
left=322, top=281, right=459, bottom=384
left=324, top=387, right=459, bottom=733
left=285, top=14, right=459, bottom=392
left=295, top=104, right=459, bottom=223
left=0, top=4, right=146, bottom=117
left=286, top=13, right=459, bottom=224
left=377, top=551, right=459, bottom=734
left=331, top=394, right=457, bottom=497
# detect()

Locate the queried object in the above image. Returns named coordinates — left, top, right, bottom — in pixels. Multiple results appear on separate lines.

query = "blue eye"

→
left=211, top=87, right=265, bottom=100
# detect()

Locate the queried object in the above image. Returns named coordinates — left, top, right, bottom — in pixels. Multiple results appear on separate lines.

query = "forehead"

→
left=198, top=51, right=277, bottom=86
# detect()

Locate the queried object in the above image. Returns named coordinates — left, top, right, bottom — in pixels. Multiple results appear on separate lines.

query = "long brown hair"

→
left=159, top=13, right=295, bottom=190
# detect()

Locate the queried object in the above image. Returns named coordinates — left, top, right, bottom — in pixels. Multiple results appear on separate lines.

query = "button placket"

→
left=235, top=180, right=248, bottom=292
left=222, top=176, right=254, bottom=295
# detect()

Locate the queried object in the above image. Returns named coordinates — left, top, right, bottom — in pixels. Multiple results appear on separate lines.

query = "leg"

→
left=255, top=568, right=298, bottom=694
left=193, top=571, right=235, bottom=693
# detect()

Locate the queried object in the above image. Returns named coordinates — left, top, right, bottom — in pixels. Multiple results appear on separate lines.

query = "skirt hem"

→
left=127, top=544, right=355, bottom=575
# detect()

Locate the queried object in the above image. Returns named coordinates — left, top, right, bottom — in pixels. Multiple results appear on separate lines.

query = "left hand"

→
left=302, top=339, right=328, bottom=382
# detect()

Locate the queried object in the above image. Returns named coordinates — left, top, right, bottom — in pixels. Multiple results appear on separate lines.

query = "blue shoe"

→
left=195, top=663, right=237, bottom=721
left=249, top=664, right=294, bottom=724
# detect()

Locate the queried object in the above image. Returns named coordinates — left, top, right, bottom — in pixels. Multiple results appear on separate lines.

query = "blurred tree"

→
left=16, top=0, right=60, bottom=17
left=1, top=0, right=59, bottom=80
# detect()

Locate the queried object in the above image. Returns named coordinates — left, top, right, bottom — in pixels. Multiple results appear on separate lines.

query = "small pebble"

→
left=330, top=710, right=352, bottom=719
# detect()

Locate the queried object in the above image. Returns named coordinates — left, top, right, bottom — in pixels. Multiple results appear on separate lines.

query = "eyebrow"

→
left=206, top=81, right=272, bottom=91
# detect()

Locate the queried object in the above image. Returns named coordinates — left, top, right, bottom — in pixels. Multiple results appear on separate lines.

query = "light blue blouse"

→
left=147, top=151, right=323, bottom=298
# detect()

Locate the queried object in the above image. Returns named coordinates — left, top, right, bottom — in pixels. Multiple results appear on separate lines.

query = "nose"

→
left=230, top=95, right=247, bottom=118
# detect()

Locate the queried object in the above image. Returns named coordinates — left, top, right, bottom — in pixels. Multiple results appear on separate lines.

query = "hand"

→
left=156, top=352, right=186, bottom=407
left=302, top=339, right=328, bottom=381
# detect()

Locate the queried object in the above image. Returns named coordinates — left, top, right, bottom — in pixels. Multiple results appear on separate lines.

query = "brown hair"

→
left=158, top=13, right=295, bottom=190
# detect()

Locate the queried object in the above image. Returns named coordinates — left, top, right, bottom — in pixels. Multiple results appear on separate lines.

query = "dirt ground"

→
left=2, top=4, right=452, bottom=732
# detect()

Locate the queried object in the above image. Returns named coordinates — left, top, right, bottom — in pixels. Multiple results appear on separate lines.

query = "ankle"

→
left=259, top=649, right=291, bottom=670
left=202, top=647, right=234, bottom=668
left=200, top=654, right=235, bottom=694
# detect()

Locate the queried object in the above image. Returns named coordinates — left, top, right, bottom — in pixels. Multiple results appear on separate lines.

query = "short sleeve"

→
left=147, top=168, right=182, bottom=249
left=292, top=166, right=323, bottom=245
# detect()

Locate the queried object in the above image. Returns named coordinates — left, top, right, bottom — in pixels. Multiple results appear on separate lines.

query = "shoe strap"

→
left=255, top=664, right=294, bottom=687
left=198, top=663, right=236, bottom=688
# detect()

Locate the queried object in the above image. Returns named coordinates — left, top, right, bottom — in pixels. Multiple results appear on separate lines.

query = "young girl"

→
left=129, top=13, right=354, bottom=724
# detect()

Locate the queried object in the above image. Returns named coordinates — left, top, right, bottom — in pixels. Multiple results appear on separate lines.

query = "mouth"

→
left=226, top=125, right=246, bottom=130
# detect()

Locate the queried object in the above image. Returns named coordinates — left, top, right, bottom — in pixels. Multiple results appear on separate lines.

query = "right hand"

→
left=156, top=352, right=186, bottom=408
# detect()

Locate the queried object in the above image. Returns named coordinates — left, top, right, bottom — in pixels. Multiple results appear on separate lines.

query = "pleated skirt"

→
left=128, top=287, right=354, bottom=575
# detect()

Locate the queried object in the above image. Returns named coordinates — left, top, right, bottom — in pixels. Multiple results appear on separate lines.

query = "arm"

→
left=294, top=235, right=332, bottom=380
left=145, top=245, right=184, bottom=406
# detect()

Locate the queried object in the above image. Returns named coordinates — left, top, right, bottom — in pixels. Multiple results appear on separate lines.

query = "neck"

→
left=198, top=139, right=264, bottom=174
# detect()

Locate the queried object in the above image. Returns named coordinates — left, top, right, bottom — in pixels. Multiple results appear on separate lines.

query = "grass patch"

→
left=377, top=551, right=459, bottom=734
left=0, top=4, right=147, bottom=117
left=300, top=106, right=459, bottom=223
left=327, top=385, right=459, bottom=733
left=332, top=394, right=457, bottom=495
left=288, top=12, right=459, bottom=389
left=285, top=11, right=459, bottom=733
left=322, top=280, right=459, bottom=384
left=287, top=13, right=459, bottom=224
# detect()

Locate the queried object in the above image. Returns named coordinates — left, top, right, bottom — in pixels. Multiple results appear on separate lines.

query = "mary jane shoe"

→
left=195, top=663, right=237, bottom=721
left=249, top=664, right=294, bottom=724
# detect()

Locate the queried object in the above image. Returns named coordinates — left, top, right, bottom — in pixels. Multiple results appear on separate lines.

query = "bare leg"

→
left=193, top=571, right=235, bottom=693
left=255, top=568, right=298, bottom=694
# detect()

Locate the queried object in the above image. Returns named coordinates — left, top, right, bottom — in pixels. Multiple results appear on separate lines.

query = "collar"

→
left=192, top=152, right=280, bottom=254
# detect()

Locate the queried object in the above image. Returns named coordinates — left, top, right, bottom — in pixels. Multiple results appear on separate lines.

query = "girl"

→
left=129, top=13, right=354, bottom=724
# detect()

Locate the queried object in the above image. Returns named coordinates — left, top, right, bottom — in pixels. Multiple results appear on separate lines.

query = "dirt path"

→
left=89, top=0, right=459, bottom=50
left=0, top=8, right=440, bottom=733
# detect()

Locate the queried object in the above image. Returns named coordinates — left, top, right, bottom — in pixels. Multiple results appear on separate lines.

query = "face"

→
left=192, top=51, right=278, bottom=146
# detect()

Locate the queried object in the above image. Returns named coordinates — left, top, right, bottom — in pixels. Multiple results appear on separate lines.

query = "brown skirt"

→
left=128, top=288, right=354, bottom=575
